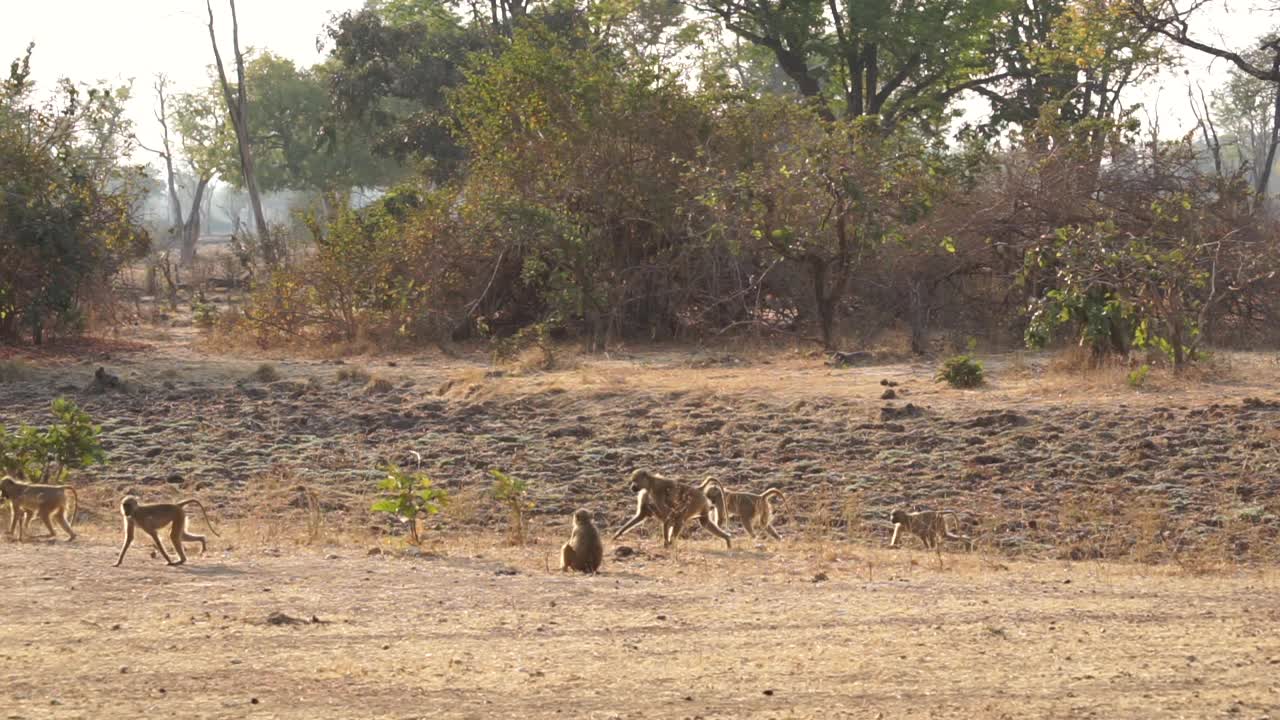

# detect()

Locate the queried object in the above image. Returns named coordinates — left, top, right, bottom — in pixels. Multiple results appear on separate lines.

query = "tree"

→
left=207, top=53, right=398, bottom=198
left=452, top=24, right=708, bottom=347
left=1129, top=1, right=1280, bottom=200
left=323, top=0, right=481, bottom=178
left=694, top=97, right=944, bottom=349
left=0, top=47, right=150, bottom=344
left=1209, top=36, right=1280, bottom=208
left=206, top=0, right=276, bottom=263
left=170, top=88, right=230, bottom=263
left=688, top=0, right=1008, bottom=126
left=139, top=75, right=185, bottom=247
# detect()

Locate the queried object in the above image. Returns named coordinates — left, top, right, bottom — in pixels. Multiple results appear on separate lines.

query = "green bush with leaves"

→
left=936, top=355, right=985, bottom=388
left=490, top=468, right=533, bottom=545
left=0, top=397, right=105, bottom=482
left=370, top=464, right=449, bottom=545
left=1127, top=364, right=1151, bottom=388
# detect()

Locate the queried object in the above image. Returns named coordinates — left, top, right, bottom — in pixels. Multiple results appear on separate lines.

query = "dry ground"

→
left=2, top=329, right=1280, bottom=717
left=2, top=530, right=1279, bottom=720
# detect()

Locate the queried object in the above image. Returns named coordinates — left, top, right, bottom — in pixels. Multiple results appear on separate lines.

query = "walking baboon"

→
left=1, top=476, right=78, bottom=541
left=114, top=496, right=220, bottom=567
left=699, top=478, right=787, bottom=540
left=888, top=509, right=971, bottom=551
left=560, top=509, right=604, bottom=573
left=614, top=469, right=731, bottom=549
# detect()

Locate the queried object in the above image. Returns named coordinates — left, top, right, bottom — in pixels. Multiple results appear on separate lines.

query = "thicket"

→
left=224, top=10, right=1279, bottom=367
left=6, top=1, right=1280, bottom=370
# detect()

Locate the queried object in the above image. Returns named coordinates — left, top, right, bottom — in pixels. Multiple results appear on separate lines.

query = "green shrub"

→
left=490, top=468, right=533, bottom=545
left=370, top=464, right=449, bottom=545
left=192, top=295, right=220, bottom=330
left=936, top=354, right=985, bottom=388
left=1126, top=364, right=1151, bottom=388
left=0, top=397, right=105, bottom=482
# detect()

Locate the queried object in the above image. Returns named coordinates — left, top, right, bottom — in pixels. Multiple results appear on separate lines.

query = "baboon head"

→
left=701, top=478, right=724, bottom=503
left=120, top=495, right=140, bottom=517
left=573, top=508, right=592, bottom=525
left=0, top=476, right=15, bottom=499
left=890, top=509, right=909, bottom=525
left=629, top=469, right=656, bottom=493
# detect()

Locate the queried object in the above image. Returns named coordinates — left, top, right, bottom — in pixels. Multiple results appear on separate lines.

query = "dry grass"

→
left=247, top=362, right=281, bottom=383
left=0, top=358, right=30, bottom=383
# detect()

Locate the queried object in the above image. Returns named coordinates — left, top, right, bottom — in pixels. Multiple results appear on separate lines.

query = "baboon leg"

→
left=613, top=496, right=653, bottom=541
left=181, top=530, right=207, bottom=554
left=114, top=523, right=135, bottom=566
left=54, top=509, right=76, bottom=541
left=38, top=509, right=58, bottom=539
left=169, top=523, right=189, bottom=565
left=741, top=513, right=756, bottom=539
left=560, top=543, right=575, bottom=571
left=143, top=528, right=174, bottom=565
left=6, top=505, right=18, bottom=536
left=699, top=513, right=732, bottom=549
left=664, top=518, right=684, bottom=548
left=889, top=524, right=901, bottom=547
left=766, top=524, right=782, bottom=541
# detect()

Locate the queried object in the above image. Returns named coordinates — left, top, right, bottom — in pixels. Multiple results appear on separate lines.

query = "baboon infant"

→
left=699, top=478, right=787, bottom=540
left=613, top=469, right=731, bottom=549
left=560, top=509, right=604, bottom=573
left=114, top=495, right=220, bottom=567
left=889, top=509, right=971, bottom=550
left=1, top=476, right=78, bottom=541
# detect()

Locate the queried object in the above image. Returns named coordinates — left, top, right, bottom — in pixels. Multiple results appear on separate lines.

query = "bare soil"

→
left=3, top=535, right=1279, bottom=719
left=2, top=331, right=1280, bottom=717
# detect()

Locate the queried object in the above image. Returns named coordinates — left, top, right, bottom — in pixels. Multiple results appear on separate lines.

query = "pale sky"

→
left=2, top=0, right=1277, bottom=161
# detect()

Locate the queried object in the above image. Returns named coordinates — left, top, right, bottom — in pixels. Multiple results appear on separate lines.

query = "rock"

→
left=880, top=388, right=897, bottom=400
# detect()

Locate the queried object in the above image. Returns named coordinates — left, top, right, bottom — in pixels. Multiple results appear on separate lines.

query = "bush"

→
left=936, top=354, right=985, bottom=388
left=248, top=363, right=280, bottom=383
left=1127, top=364, right=1151, bottom=388
left=370, top=464, right=448, bottom=545
left=0, top=397, right=105, bottom=482
left=192, top=294, right=220, bottom=330
left=490, top=468, right=533, bottom=545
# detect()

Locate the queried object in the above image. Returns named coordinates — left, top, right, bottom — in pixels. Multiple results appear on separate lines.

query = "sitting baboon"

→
left=1, top=476, right=78, bottom=541
left=614, top=469, right=731, bottom=549
left=560, top=509, right=603, bottom=573
left=889, top=509, right=972, bottom=551
left=699, top=478, right=787, bottom=540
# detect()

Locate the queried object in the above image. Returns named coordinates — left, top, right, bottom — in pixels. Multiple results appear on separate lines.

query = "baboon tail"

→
left=179, top=499, right=222, bottom=537
left=761, top=488, right=786, bottom=504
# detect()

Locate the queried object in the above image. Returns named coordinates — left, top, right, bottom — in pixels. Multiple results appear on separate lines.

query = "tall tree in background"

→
left=139, top=75, right=185, bottom=251
left=687, top=0, right=1008, bottom=125
left=1129, top=0, right=1280, bottom=205
left=170, top=88, right=229, bottom=263
left=207, top=0, right=277, bottom=263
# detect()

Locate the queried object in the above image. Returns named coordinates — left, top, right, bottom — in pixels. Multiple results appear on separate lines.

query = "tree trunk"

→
left=180, top=176, right=211, bottom=265
left=810, top=259, right=836, bottom=350
left=908, top=278, right=929, bottom=355
left=1254, top=50, right=1280, bottom=212
left=207, top=0, right=276, bottom=264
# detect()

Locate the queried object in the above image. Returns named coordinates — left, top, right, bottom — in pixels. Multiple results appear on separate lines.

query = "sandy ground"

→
left=2, top=531, right=1278, bottom=720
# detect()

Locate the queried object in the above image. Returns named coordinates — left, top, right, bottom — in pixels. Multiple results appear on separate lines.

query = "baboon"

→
left=113, top=496, right=221, bottom=567
left=614, top=469, right=731, bottom=549
left=699, top=478, right=787, bottom=540
left=888, top=509, right=971, bottom=551
left=560, top=509, right=604, bottom=573
left=1, top=476, right=78, bottom=541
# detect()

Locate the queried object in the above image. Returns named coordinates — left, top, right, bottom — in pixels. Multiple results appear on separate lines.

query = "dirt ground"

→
left=2, top=328, right=1280, bottom=717
left=2, top=532, right=1279, bottom=720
